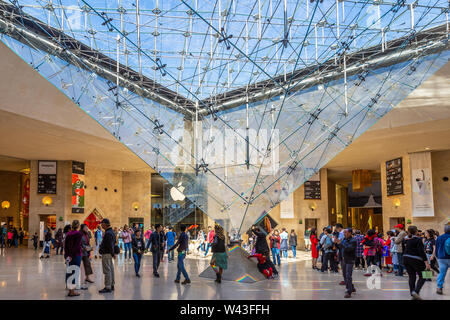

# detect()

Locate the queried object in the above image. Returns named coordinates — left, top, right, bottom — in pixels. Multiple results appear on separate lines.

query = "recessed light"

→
left=424, top=147, right=430, bottom=150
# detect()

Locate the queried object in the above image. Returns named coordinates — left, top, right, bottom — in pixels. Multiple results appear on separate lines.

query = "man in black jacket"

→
left=150, top=224, right=163, bottom=277
left=99, top=218, right=115, bottom=293
left=339, top=228, right=357, bottom=298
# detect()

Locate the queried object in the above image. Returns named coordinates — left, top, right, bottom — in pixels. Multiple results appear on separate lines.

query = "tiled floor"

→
left=0, top=247, right=448, bottom=300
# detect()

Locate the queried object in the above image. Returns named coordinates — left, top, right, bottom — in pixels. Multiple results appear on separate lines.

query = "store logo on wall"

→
left=170, top=182, right=186, bottom=201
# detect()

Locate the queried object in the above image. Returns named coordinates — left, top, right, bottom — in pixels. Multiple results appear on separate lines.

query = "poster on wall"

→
left=72, top=161, right=85, bottom=214
left=38, top=161, right=57, bottom=194
left=410, top=152, right=434, bottom=217
left=280, top=193, right=294, bottom=219
left=386, top=158, right=404, bottom=196
left=39, top=221, right=44, bottom=242
left=304, top=172, right=321, bottom=199
left=22, top=178, right=30, bottom=218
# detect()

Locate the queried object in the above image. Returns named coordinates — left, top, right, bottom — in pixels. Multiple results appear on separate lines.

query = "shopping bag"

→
left=422, top=270, right=433, bottom=279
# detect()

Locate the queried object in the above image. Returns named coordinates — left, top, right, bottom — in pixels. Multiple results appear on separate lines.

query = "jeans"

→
left=437, top=259, right=450, bottom=289
left=271, top=248, right=281, bottom=266
left=396, top=252, right=404, bottom=276
left=118, top=239, right=124, bottom=251
left=95, top=243, right=101, bottom=257
left=343, top=261, right=355, bottom=294
left=152, top=250, right=161, bottom=274
left=56, top=246, right=63, bottom=255
left=355, top=256, right=365, bottom=269
left=281, top=250, right=288, bottom=258
left=102, top=254, right=115, bottom=289
left=321, top=252, right=338, bottom=272
left=168, top=249, right=175, bottom=261
left=204, top=243, right=212, bottom=256
left=124, top=242, right=132, bottom=259
left=176, top=252, right=190, bottom=281
left=291, top=246, right=296, bottom=258
left=133, top=253, right=142, bottom=274
left=404, top=256, right=426, bottom=295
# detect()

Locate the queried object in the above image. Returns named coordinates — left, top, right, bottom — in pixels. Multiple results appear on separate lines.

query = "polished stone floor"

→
left=0, top=247, right=448, bottom=300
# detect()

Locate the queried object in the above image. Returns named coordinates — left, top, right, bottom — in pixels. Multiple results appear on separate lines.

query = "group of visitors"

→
left=57, top=219, right=231, bottom=297
left=307, top=222, right=450, bottom=299
left=0, top=224, right=24, bottom=249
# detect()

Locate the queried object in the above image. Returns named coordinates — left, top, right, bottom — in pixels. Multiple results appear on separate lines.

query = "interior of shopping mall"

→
left=0, top=0, right=449, bottom=304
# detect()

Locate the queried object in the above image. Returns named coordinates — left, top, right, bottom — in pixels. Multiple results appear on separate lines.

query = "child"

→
left=248, top=253, right=274, bottom=279
left=32, top=233, right=38, bottom=250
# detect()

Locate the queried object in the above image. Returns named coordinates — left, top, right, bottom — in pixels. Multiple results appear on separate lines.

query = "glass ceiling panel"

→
left=12, top=0, right=450, bottom=101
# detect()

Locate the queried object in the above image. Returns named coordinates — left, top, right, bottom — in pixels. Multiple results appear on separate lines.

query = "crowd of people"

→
left=0, top=225, right=25, bottom=248
left=306, top=222, right=450, bottom=299
left=2, top=219, right=449, bottom=300
left=58, top=219, right=230, bottom=297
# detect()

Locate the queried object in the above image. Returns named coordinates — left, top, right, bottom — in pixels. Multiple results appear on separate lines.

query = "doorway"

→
left=129, top=217, right=144, bottom=230
left=305, top=218, right=318, bottom=230
left=389, top=217, right=405, bottom=230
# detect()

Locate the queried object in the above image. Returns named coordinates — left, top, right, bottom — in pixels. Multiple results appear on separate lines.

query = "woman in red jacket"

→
left=269, top=230, right=281, bottom=266
left=310, top=228, right=319, bottom=270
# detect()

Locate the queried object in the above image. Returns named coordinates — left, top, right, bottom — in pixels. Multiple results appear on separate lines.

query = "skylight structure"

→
left=1, top=0, right=449, bottom=235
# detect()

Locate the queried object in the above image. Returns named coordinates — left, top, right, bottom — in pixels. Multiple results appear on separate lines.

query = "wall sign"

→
left=304, top=172, right=321, bottom=199
left=386, top=158, right=403, bottom=196
left=72, top=161, right=85, bottom=214
left=38, top=161, right=57, bottom=194
left=410, top=152, right=434, bottom=217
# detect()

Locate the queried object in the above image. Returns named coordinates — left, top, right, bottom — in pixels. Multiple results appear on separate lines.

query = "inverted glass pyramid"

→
left=1, top=0, right=449, bottom=235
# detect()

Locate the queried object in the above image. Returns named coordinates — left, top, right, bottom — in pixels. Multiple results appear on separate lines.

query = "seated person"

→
left=248, top=253, right=274, bottom=279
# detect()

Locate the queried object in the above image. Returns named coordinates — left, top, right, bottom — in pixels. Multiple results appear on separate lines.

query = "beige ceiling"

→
left=0, top=42, right=151, bottom=172
left=0, top=42, right=449, bottom=181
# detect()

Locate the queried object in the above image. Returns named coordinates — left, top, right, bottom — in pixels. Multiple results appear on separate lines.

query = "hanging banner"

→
left=72, top=161, right=85, bottom=214
left=410, top=152, right=434, bottom=217
left=280, top=193, right=294, bottom=219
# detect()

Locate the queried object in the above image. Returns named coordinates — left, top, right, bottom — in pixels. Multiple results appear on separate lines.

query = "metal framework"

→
left=1, top=0, right=449, bottom=234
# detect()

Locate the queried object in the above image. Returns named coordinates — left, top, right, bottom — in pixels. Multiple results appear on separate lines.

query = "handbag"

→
left=114, top=244, right=120, bottom=255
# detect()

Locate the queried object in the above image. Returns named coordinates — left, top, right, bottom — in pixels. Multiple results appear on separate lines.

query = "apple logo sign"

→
left=170, top=182, right=186, bottom=201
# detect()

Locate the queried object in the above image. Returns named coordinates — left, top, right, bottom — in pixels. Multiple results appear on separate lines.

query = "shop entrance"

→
left=305, top=218, right=318, bottom=230
left=129, top=217, right=144, bottom=230
left=348, top=181, right=383, bottom=233
left=389, top=217, right=405, bottom=230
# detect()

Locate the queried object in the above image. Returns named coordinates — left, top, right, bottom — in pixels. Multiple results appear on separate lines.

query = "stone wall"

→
left=0, top=170, right=21, bottom=227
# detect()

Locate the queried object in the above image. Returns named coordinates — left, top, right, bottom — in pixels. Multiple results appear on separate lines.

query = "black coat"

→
left=99, top=227, right=115, bottom=256
left=131, top=236, right=145, bottom=254
left=252, top=230, right=270, bottom=255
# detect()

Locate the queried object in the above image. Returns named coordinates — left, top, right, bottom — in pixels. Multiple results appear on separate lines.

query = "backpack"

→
left=445, top=237, right=450, bottom=256
left=323, top=236, right=333, bottom=250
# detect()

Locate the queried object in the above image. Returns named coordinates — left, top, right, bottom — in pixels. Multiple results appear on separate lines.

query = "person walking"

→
left=269, top=230, right=281, bottom=266
left=354, top=230, right=365, bottom=270
left=289, top=229, right=298, bottom=259
left=340, top=228, right=357, bottom=298
left=18, top=228, right=24, bottom=246
left=210, top=224, right=228, bottom=283
left=131, top=229, right=145, bottom=277
left=435, top=224, right=450, bottom=295
left=99, top=219, right=116, bottom=293
left=384, top=231, right=394, bottom=273
left=32, top=232, right=38, bottom=250
left=150, top=224, right=163, bottom=277
left=80, top=224, right=94, bottom=285
left=319, top=228, right=336, bottom=273
left=12, top=227, right=18, bottom=248
left=362, top=229, right=378, bottom=276
left=304, top=228, right=312, bottom=252
left=166, top=227, right=176, bottom=262
left=64, top=220, right=83, bottom=297
left=55, top=228, right=63, bottom=255
left=403, top=225, right=430, bottom=300
left=121, top=225, right=132, bottom=263
left=394, top=224, right=407, bottom=276
left=40, top=229, right=52, bottom=258
left=144, top=227, right=152, bottom=250
left=424, top=229, right=440, bottom=277
left=169, top=224, right=190, bottom=284
left=204, top=226, right=215, bottom=257
left=279, top=228, right=289, bottom=259
left=310, top=228, right=319, bottom=270
left=94, top=225, right=103, bottom=259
